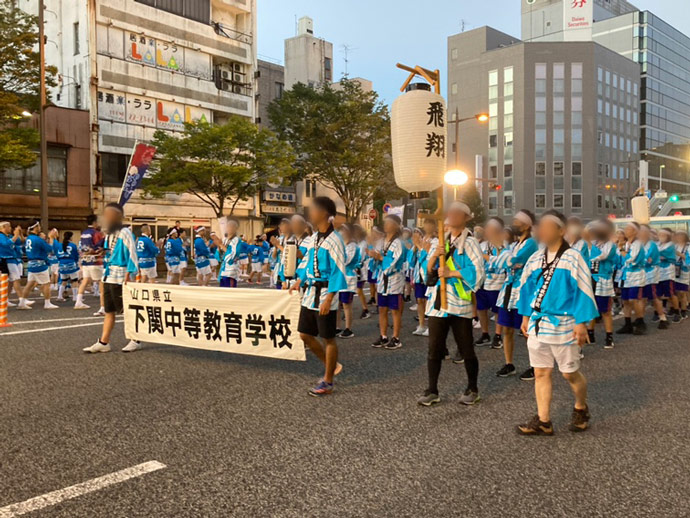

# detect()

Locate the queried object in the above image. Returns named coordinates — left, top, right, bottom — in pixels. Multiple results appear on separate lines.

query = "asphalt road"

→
left=1, top=288, right=689, bottom=517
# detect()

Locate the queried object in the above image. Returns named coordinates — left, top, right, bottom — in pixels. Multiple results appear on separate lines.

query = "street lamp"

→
left=21, top=111, right=32, bottom=118
left=450, top=108, right=489, bottom=167
left=444, top=169, right=469, bottom=200
left=659, top=164, right=665, bottom=191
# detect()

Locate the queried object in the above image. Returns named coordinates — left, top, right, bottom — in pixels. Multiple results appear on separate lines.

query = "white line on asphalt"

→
left=8, top=316, right=103, bottom=325
left=0, top=319, right=122, bottom=336
left=0, top=461, right=166, bottom=517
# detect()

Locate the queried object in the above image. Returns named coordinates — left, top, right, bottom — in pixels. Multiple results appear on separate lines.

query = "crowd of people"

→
left=2, top=196, right=689, bottom=434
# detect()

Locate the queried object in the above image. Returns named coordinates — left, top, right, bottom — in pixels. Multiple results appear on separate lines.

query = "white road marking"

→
left=8, top=316, right=103, bottom=325
left=0, top=319, right=122, bottom=336
left=0, top=461, right=166, bottom=517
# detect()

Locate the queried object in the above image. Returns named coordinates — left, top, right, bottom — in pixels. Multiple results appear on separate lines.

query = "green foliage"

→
left=460, top=184, right=486, bottom=226
left=145, top=118, right=296, bottom=217
left=268, top=79, right=397, bottom=221
left=0, top=0, right=56, bottom=171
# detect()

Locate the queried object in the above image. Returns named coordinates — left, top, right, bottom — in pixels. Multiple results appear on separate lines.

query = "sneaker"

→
left=93, top=308, right=106, bottom=317
left=604, top=335, right=615, bottom=349
left=385, top=337, right=402, bottom=350
left=672, top=312, right=682, bottom=324
left=371, top=336, right=389, bottom=348
left=652, top=312, right=660, bottom=322
left=335, top=328, right=343, bottom=336
left=16, top=301, right=32, bottom=310
left=520, top=367, right=535, bottom=381
left=475, top=333, right=491, bottom=346
left=308, top=379, right=334, bottom=397
left=658, top=319, right=670, bottom=330
left=25, top=299, right=35, bottom=306
left=339, top=328, right=354, bottom=339
left=6, top=300, right=16, bottom=307
left=83, top=341, right=111, bottom=353
left=409, top=304, right=418, bottom=312
left=421, top=327, right=429, bottom=337
left=360, top=309, right=371, bottom=320
left=412, top=326, right=426, bottom=336
left=517, top=415, right=554, bottom=436
left=55, top=297, right=66, bottom=302
left=633, top=320, right=647, bottom=335
left=496, top=364, right=516, bottom=377
left=682, top=310, right=689, bottom=320
left=473, top=318, right=482, bottom=329
left=569, top=406, right=591, bottom=432
left=44, top=301, right=59, bottom=310
left=459, top=389, right=480, bottom=406
left=74, top=302, right=90, bottom=310
left=122, top=340, right=141, bottom=352
left=417, top=391, right=441, bottom=407
left=491, top=335, right=504, bottom=349
left=367, top=297, right=376, bottom=305
left=452, top=355, right=464, bottom=364
left=616, top=322, right=633, bottom=334
left=587, top=330, right=596, bottom=345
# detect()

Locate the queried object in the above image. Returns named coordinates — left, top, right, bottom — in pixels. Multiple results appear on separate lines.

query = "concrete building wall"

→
left=257, top=59, right=284, bottom=128
left=284, top=17, right=333, bottom=90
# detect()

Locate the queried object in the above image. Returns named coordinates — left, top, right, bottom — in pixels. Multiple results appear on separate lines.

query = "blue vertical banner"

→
left=118, top=142, right=157, bottom=206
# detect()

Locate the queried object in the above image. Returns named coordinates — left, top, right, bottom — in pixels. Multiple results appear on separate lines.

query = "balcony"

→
left=212, top=0, right=251, bottom=15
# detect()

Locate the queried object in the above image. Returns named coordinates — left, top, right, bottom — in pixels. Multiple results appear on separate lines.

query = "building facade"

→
left=20, top=0, right=262, bottom=239
left=284, top=17, right=333, bottom=90
left=448, top=27, right=640, bottom=220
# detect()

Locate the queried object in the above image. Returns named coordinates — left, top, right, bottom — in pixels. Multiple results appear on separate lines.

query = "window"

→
left=536, top=162, right=546, bottom=175
left=572, top=194, right=582, bottom=209
left=0, top=147, right=67, bottom=196
left=598, top=194, right=603, bottom=208
left=489, top=70, right=498, bottom=86
left=554, top=162, right=564, bottom=175
left=554, top=194, right=564, bottom=208
left=102, top=152, right=130, bottom=187
left=535, top=79, right=547, bottom=93
left=451, top=83, right=458, bottom=95
left=572, top=176, right=582, bottom=190
left=451, top=48, right=458, bottom=60
left=553, top=63, right=565, bottom=79
left=535, top=63, right=547, bottom=79
left=276, top=82, right=284, bottom=99
left=489, top=134, right=498, bottom=148
left=504, top=66, right=513, bottom=83
left=73, top=22, right=80, bottom=55
left=489, top=165, right=498, bottom=179
left=504, top=164, right=513, bottom=177
left=572, top=63, right=583, bottom=79
left=324, top=57, right=332, bottom=82
left=134, top=0, right=211, bottom=24
left=489, top=196, right=497, bottom=210
left=305, top=180, right=317, bottom=198
left=504, top=132, right=513, bottom=147
left=535, top=97, right=547, bottom=111
left=504, top=195, right=513, bottom=212
left=535, top=194, right=546, bottom=209
left=572, top=162, right=582, bottom=176
left=535, top=129, right=547, bottom=145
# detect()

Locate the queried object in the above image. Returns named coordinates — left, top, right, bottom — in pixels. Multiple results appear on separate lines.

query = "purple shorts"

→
left=275, top=281, right=283, bottom=290
left=642, top=284, right=658, bottom=300
left=657, top=280, right=675, bottom=298
left=367, top=271, right=377, bottom=284
left=339, top=292, right=354, bottom=304
left=621, top=286, right=643, bottom=301
left=414, top=282, right=428, bottom=300
left=405, top=275, right=411, bottom=283
left=675, top=282, right=689, bottom=292
left=357, top=280, right=365, bottom=289
left=497, top=307, right=522, bottom=329
left=378, top=294, right=403, bottom=310
left=220, top=277, right=237, bottom=288
left=595, top=295, right=612, bottom=314
left=476, top=289, right=500, bottom=312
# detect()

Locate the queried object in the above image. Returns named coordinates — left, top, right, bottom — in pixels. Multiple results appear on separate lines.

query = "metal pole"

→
left=454, top=107, right=460, bottom=168
left=39, top=0, right=49, bottom=229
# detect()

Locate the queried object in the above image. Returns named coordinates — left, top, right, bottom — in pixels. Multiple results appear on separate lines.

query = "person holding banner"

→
left=83, top=203, right=140, bottom=354
left=417, top=201, right=485, bottom=407
left=290, top=197, right=347, bottom=397
left=193, top=226, right=213, bottom=286
left=136, top=225, right=159, bottom=283
left=164, top=228, right=183, bottom=285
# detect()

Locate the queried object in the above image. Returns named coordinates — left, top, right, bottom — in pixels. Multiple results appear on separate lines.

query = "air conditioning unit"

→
left=233, top=73, right=242, bottom=83
left=232, top=85, right=242, bottom=94
left=222, top=70, right=230, bottom=79
left=233, top=63, right=242, bottom=72
left=221, top=82, right=230, bottom=91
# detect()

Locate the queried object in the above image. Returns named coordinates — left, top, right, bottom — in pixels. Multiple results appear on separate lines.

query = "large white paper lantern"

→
left=391, top=84, right=447, bottom=195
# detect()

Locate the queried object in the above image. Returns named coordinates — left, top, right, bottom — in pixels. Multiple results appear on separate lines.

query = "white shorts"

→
left=28, top=270, right=50, bottom=285
left=527, top=336, right=581, bottom=374
left=251, top=262, right=262, bottom=273
left=7, top=263, right=22, bottom=282
left=196, top=265, right=211, bottom=276
left=209, top=258, right=219, bottom=267
left=167, top=263, right=181, bottom=274
left=140, top=266, right=158, bottom=279
left=50, top=264, right=59, bottom=275
left=82, top=265, right=104, bottom=281
left=60, top=272, right=79, bottom=281
left=180, top=260, right=188, bottom=269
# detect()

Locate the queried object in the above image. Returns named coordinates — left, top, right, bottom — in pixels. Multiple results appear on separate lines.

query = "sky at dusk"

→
left=257, top=0, right=690, bottom=105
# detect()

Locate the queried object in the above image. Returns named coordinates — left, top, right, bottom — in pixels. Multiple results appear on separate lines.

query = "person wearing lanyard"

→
left=587, top=219, right=618, bottom=349
left=336, top=224, right=361, bottom=339
left=516, top=210, right=598, bottom=435
left=290, top=197, right=347, bottom=397
left=672, top=231, right=690, bottom=319
left=417, top=201, right=485, bottom=407
left=369, top=214, right=406, bottom=350
left=476, top=217, right=507, bottom=348
left=17, top=220, right=59, bottom=310
left=639, top=224, right=669, bottom=329
left=495, top=210, right=538, bottom=380
left=656, top=228, right=680, bottom=322
left=217, top=218, right=248, bottom=288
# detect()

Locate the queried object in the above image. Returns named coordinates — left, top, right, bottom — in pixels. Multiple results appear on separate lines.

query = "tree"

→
left=461, top=184, right=486, bottom=227
left=0, top=1, right=55, bottom=171
left=144, top=118, right=296, bottom=217
left=268, top=79, right=400, bottom=222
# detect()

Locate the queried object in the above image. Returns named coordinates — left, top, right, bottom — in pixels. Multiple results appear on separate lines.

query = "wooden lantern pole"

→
left=396, top=63, right=447, bottom=310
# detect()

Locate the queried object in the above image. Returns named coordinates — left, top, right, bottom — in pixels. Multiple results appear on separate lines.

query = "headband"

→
left=28, top=221, right=40, bottom=231
left=0, top=221, right=10, bottom=227
left=541, top=214, right=565, bottom=228
left=449, top=201, right=472, bottom=217
left=515, top=211, right=533, bottom=226
left=195, top=226, right=206, bottom=233
left=659, top=229, right=672, bottom=236
left=291, top=214, right=306, bottom=224
left=384, top=215, right=401, bottom=226
left=486, top=219, right=503, bottom=230
left=167, top=228, right=178, bottom=237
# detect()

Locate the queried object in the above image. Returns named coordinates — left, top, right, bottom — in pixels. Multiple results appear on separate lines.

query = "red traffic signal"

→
left=488, top=183, right=502, bottom=191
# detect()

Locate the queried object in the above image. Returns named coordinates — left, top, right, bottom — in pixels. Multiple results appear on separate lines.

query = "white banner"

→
left=123, top=284, right=306, bottom=361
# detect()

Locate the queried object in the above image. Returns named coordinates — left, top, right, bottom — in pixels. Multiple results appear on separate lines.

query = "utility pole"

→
left=39, top=0, right=49, bottom=229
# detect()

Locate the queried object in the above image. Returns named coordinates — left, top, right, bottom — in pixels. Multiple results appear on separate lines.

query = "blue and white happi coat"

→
left=426, top=232, right=485, bottom=319
left=496, top=237, right=539, bottom=311
left=658, top=242, right=676, bottom=282
left=643, top=241, right=660, bottom=285
left=621, top=240, right=646, bottom=288
left=219, top=236, right=246, bottom=280
left=676, top=244, right=690, bottom=286
left=481, top=241, right=507, bottom=292
left=376, top=237, right=405, bottom=296
left=103, top=227, right=138, bottom=285
left=518, top=247, right=598, bottom=346
left=297, top=228, right=347, bottom=311
left=194, top=236, right=211, bottom=269
left=342, top=241, right=361, bottom=293
left=590, top=240, right=617, bottom=297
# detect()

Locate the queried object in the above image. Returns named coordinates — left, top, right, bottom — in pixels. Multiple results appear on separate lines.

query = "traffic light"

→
left=670, top=194, right=680, bottom=203
left=489, top=182, right=502, bottom=191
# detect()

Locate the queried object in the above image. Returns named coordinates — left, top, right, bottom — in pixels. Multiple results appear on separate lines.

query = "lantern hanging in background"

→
left=631, top=195, right=650, bottom=224
left=391, top=83, right=447, bottom=198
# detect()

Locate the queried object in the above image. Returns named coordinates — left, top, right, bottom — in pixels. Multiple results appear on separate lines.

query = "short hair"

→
left=86, top=214, right=97, bottom=226
left=541, top=209, right=567, bottom=227
left=312, top=196, right=337, bottom=218
left=384, top=214, right=402, bottom=226
left=105, top=202, right=124, bottom=215
left=488, top=216, right=504, bottom=227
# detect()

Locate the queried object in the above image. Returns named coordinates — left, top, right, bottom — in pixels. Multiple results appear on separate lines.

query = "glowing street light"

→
left=444, top=169, right=469, bottom=186
left=475, top=113, right=489, bottom=123
left=21, top=111, right=32, bottom=118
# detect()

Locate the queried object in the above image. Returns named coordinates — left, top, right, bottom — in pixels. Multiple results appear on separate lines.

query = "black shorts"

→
left=103, top=283, right=124, bottom=314
left=0, top=258, right=8, bottom=275
left=297, top=307, right=337, bottom=339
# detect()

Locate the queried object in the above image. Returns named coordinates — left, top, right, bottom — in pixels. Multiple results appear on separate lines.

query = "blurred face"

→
left=309, top=205, right=328, bottom=226
left=383, top=218, right=399, bottom=235
left=340, top=226, right=351, bottom=242
left=659, top=232, right=671, bottom=244
left=474, top=226, right=485, bottom=241
left=402, top=230, right=411, bottom=240
left=537, top=218, right=565, bottom=245
left=423, top=220, right=435, bottom=236
left=0, top=223, right=10, bottom=235
left=638, top=226, right=651, bottom=243
left=446, top=208, right=470, bottom=228
left=279, top=221, right=290, bottom=235
left=624, top=224, right=637, bottom=241
left=511, top=218, right=530, bottom=236
left=291, top=219, right=306, bottom=236
left=103, top=206, right=123, bottom=230
left=485, top=222, right=502, bottom=243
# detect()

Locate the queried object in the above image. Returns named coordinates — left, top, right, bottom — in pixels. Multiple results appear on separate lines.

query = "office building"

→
left=448, top=26, right=640, bottom=220
left=284, top=16, right=333, bottom=90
